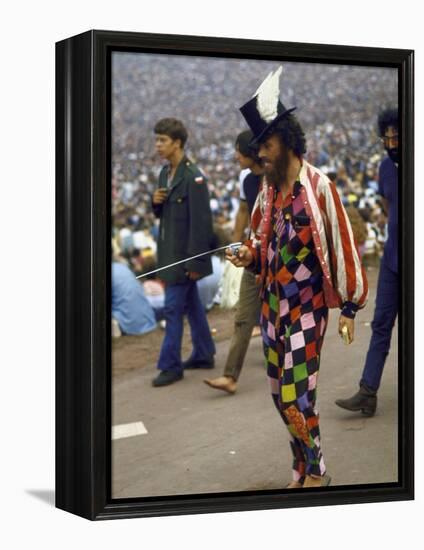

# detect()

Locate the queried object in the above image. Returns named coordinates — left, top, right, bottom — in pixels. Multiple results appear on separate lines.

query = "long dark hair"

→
left=235, top=130, right=260, bottom=164
left=378, top=108, right=398, bottom=137
left=272, top=114, right=307, bottom=157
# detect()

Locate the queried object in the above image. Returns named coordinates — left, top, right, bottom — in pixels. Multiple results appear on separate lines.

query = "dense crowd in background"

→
left=111, top=53, right=397, bottom=276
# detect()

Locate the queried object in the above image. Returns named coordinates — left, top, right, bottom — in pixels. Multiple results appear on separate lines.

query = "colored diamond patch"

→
left=293, top=362, right=308, bottom=383
left=280, top=244, right=295, bottom=265
left=282, top=383, right=297, bottom=403
left=296, top=246, right=310, bottom=262
left=269, top=293, right=278, bottom=313
left=268, top=347, right=279, bottom=366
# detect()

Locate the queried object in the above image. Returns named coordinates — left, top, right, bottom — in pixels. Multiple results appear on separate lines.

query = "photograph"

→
left=55, top=29, right=413, bottom=520
left=110, top=51, right=399, bottom=498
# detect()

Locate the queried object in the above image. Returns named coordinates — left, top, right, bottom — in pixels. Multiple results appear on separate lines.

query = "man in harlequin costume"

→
left=226, top=67, right=369, bottom=488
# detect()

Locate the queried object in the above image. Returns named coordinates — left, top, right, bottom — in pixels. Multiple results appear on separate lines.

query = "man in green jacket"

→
left=151, top=118, right=216, bottom=386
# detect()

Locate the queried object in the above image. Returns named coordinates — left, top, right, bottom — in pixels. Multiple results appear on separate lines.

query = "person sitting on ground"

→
left=112, top=259, right=157, bottom=336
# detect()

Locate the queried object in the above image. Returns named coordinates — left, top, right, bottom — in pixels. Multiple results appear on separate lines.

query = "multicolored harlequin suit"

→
left=246, top=160, right=368, bottom=482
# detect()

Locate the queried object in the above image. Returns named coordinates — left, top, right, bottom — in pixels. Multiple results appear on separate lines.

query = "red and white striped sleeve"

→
left=317, top=176, right=369, bottom=318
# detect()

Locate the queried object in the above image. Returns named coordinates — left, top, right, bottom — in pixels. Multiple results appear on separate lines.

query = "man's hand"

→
left=339, top=314, right=355, bottom=344
left=225, top=245, right=253, bottom=268
left=153, top=188, right=168, bottom=205
left=186, top=271, right=201, bottom=281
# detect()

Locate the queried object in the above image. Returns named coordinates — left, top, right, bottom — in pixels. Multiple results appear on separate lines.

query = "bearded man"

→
left=227, top=67, right=368, bottom=488
left=336, top=108, right=399, bottom=416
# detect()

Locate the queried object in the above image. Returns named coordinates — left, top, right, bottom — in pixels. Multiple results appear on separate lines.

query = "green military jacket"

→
left=152, top=156, right=214, bottom=284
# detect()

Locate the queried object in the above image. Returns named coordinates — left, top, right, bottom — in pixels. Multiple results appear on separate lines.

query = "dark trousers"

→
left=360, top=257, right=398, bottom=391
left=157, top=280, right=216, bottom=373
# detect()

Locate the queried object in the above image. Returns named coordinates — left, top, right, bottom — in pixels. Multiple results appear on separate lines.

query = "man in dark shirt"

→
left=336, top=108, right=399, bottom=415
left=204, top=130, right=263, bottom=394
left=151, top=118, right=216, bottom=387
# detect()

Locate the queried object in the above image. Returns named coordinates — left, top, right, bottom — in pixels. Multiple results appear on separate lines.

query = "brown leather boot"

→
left=335, top=384, right=377, bottom=416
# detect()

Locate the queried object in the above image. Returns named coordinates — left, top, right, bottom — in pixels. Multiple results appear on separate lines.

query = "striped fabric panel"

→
left=303, top=166, right=331, bottom=272
left=314, top=169, right=368, bottom=307
left=274, top=209, right=286, bottom=238
left=318, top=192, right=339, bottom=285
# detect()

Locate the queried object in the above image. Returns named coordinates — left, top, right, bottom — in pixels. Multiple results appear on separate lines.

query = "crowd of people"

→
left=111, top=54, right=397, bottom=317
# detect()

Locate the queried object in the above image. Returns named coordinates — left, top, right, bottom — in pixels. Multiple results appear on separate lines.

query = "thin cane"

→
left=135, top=242, right=242, bottom=279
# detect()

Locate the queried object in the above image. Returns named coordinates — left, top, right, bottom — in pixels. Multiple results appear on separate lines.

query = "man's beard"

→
left=386, top=147, right=399, bottom=164
left=264, top=148, right=289, bottom=188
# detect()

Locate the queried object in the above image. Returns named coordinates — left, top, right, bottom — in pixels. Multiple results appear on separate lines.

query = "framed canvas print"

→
left=56, top=30, right=414, bottom=520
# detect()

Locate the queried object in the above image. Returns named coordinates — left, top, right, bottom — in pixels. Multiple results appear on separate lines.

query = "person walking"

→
left=227, top=67, right=368, bottom=487
left=335, top=108, right=398, bottom=416
left=204, top=130, right=263, bottom=394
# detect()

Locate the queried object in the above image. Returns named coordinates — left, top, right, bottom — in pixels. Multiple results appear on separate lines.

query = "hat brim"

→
left=249, top=107, right=297, bottom=146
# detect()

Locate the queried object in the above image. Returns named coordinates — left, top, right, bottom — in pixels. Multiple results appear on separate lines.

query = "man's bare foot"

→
left=285, top=480, right=303, bottom=489
left=303, top=474, right=331, bottom=488
left=251, top=326, right=261, bottom=337
left=203, top=376, right=237, bottom=394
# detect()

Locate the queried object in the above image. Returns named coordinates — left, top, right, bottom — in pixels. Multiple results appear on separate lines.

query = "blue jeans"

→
left=157, top=280, right=216, bottom=373
left=360, top=257, right=398, bottom=391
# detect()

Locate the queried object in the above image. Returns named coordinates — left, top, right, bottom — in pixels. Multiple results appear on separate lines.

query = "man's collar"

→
left=167, top=155, right=189, bottom=189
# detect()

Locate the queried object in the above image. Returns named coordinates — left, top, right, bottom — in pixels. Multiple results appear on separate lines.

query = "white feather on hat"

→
left=253, top=65, right=283, bottom=123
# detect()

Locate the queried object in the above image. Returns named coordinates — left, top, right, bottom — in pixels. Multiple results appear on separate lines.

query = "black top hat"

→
left=239, top=66, right=296, bottom=145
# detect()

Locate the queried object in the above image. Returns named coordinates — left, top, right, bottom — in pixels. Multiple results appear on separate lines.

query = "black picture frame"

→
left=55, top=29, right=414, bottom=521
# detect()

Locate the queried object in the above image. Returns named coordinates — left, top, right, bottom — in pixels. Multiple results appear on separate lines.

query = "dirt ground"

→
left=112, top=305, right=241, bottom=376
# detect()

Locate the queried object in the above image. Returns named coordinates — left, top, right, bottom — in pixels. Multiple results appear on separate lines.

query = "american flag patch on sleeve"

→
left=195, top=176, right=204, bottom=184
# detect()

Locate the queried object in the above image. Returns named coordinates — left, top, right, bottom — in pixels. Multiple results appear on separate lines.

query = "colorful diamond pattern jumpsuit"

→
left=260, top=180, right=329, bottom=482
